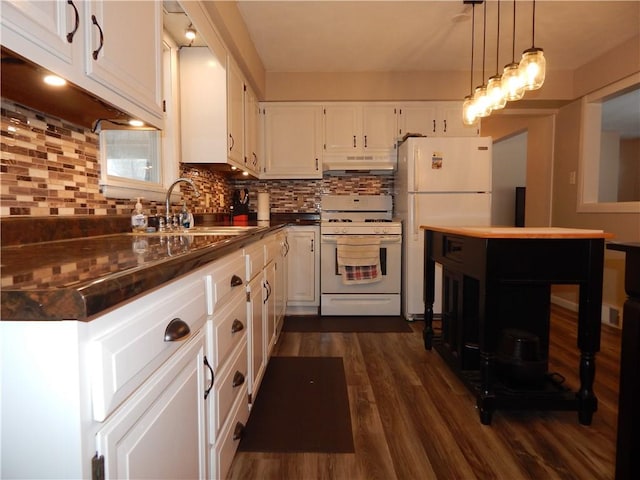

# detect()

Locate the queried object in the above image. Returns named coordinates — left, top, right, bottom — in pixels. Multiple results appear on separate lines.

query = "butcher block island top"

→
left=420, top=225, right=614, bottom=239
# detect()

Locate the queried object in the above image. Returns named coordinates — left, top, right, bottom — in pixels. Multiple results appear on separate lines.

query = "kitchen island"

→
left=421, top=226, right=613, bottom=425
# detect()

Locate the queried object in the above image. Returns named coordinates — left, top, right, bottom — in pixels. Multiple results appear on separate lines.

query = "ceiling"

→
left=233, top=1, right=640, bottom=74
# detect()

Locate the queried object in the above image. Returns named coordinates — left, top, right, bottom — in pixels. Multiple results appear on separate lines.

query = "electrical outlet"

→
left=219, top=193, right=225, bottom=207
left=205, top=193, right=211, bottom=208
left=569, top=171, right=576, bottom=185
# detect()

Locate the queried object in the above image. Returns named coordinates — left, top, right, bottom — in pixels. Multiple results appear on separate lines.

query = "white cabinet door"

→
left=275, top=232, right=288, bottom=332
left=262, top=103, right=323, bottom=179
left=227, top=57, right=245, bottom=169
left=0, top=0, right=77, bottom=68
left=95, top=329, right=207, bottom=480
left=287, top=226, right=319, bottom=307
left=324, top=103, right=398, bottom=153
left=244, top=85, right=261, bottom=176
left=398, top=103, right=438, bottom=138
left=84, top=1, right=162, bottom=122
left=438, top=101, right=479, bottom=137
left=179, top=46, right=229, bottom=165
left=247, top=274, right=265, bottom=400
left=264, top=260, right=277, bottom=356
left=323, top=104, right=361, bottom=152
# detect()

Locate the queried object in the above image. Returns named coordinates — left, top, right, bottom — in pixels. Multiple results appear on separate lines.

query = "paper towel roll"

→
left=257, top=192, right=270, bottom=221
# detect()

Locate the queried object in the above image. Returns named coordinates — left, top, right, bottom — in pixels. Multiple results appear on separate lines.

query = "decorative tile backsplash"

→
left=1, top=99, right=393, bottom=218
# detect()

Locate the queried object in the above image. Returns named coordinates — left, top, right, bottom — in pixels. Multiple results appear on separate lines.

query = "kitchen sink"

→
left=135, top=225, right=268, bottom=236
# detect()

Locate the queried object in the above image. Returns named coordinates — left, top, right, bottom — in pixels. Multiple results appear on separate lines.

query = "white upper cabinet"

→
left=227, top=57, right=245, bottom=169
left=1, top=0, right=163, bottom=128
left=244, top=83, right=261, bottom=176
left=84, top=1, right=162, bottom=123
left=179, top=46, right=229, bottom=165
left=261, top=103, right=323, bottom=179
left=324, top=103, right=398, bottom=154
left=398, top=101, right=479, bottom=137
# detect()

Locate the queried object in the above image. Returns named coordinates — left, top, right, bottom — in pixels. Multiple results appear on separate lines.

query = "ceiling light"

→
left=43, top=74, right=66, bottom=87
left=519, top=0, right=545, bottom=91
left=185, top=25, right=196, bottom=41
left=502, top=0, right=524, bottom=101
left=462, top=1, right=479, bottom=126
left=474, top=1, right=492, bottom=118
left=487, top=0, right=506, bottom=111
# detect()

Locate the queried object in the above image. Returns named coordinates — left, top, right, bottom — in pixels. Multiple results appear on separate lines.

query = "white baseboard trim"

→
left=551, top=295, right=621, bottom=327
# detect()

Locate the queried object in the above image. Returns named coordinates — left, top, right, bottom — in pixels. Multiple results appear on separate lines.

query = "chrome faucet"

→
left=165, top=177, right=201, bottom=229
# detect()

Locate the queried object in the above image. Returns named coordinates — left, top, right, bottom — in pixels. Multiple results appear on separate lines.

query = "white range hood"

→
left=322, top=152, right=397, bottom=175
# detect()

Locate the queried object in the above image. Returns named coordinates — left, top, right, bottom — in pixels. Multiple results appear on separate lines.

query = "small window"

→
left=103, top=130, right=161, bottom=183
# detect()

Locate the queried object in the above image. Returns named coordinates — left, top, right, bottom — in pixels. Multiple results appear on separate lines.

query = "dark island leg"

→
left=576, top=238, right=604, bottom=425
left=424, top=230, right=435, bottom=350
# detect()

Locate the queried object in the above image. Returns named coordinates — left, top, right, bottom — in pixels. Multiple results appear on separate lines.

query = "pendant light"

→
left=501, top=0, right=525, bottom=101
left=519, top=0, right=545, bottom=90
left=486, top=0, right=506, bottom=110
left=462, top=2, right=479, bottom=126
left=473, top=0, right=491, bottom=118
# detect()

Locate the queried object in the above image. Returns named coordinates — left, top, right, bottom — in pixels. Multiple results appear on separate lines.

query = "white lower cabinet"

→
left=95, top=329, right=207, bottom=479
left=286, top=225, right=320, bottom=315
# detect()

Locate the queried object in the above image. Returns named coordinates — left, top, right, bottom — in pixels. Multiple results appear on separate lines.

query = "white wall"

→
left=492, top=133, right=528, bottom=226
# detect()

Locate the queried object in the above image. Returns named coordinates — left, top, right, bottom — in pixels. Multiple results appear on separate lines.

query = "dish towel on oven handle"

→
left=336, top=236, right=382, bottom=284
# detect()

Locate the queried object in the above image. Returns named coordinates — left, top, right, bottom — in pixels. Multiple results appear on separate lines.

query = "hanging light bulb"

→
left=502, top=0, right=525, bottom=101
left=462, top=2, right=479, bottom=126
left=519, top=0, right=545, bottom=90
left=486, top=0, right=506, bottom=110
left=474, top=1, right=491, bottom=117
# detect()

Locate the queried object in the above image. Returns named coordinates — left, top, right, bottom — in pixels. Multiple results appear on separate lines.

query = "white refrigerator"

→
left=396, top=136, right=493, bottom=320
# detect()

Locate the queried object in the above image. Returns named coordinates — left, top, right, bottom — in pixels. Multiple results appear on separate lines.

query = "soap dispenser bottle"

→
left=131, top=197, right=148, bottom=232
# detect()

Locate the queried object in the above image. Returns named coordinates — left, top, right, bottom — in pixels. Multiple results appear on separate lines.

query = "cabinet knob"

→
left=163, top=318, right=191, bottom=342
left=232, top=370, right=245, bottom=388
left=231, top=319, right=244, bottom=333
left=230, top=274, right=244, bottom=287
left=233, top=422, right=245, bottom=441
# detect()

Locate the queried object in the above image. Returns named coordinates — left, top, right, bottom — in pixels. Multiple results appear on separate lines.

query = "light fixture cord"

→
left=495, top=0, right=501, bottom=74
left=470, top=3, right=476, bottom=93
left=511, top=0, right=516, bottom=62
left=531, top=0, right=536, bottom=47
left=482, top=0, right=487, bottom=84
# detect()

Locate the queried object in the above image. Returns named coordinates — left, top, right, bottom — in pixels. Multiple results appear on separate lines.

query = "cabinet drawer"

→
left=205, top=251, right=246, bottom=315
left=89, top=273, right=206, bottom=422
left=264, top=234, right=279, bottom=264
left=442, top=235, right=464, bottom=262
left=245, top=242, right=264, bottom=281
left=213, top=385, right=250, bottom=480
left=212, top=342, right=248, bottom=437
left=209, top=287, right=248, bottom=370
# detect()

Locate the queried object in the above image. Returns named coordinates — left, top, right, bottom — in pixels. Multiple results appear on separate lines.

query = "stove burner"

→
left=365, top=219, right=392, bottom=223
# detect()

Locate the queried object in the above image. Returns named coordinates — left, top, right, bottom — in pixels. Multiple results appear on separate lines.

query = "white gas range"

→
left=320, top=195, right=402, bottom=316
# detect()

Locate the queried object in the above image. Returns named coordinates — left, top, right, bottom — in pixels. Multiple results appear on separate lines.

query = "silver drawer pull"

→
left=231, top=319, right=244, bottom=333
left=232, top=370, right=245, bottom=388
left=164, top=318, right=191, bottom=342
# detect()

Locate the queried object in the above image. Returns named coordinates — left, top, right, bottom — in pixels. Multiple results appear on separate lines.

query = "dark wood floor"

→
left=228, top=305, right=621, bottom=479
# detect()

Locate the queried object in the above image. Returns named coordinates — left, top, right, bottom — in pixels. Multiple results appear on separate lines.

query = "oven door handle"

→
left=321, top=235, right=402, bottom=244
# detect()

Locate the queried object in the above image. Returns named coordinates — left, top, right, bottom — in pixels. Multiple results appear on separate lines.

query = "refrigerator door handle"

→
left=412, top=146, right=420, bottom=192
left=411, top=195, right=420, bottom=239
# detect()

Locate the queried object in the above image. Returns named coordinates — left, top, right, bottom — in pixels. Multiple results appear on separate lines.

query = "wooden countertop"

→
left=420, top=225, right=614, bottom=239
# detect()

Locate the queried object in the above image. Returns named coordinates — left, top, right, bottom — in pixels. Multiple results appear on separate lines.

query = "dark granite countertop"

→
left=0, top=212, right=321, bottom=322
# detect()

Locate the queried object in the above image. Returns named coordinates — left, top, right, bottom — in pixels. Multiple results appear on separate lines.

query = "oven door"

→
left=320, top=234, right=401, bottom=294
